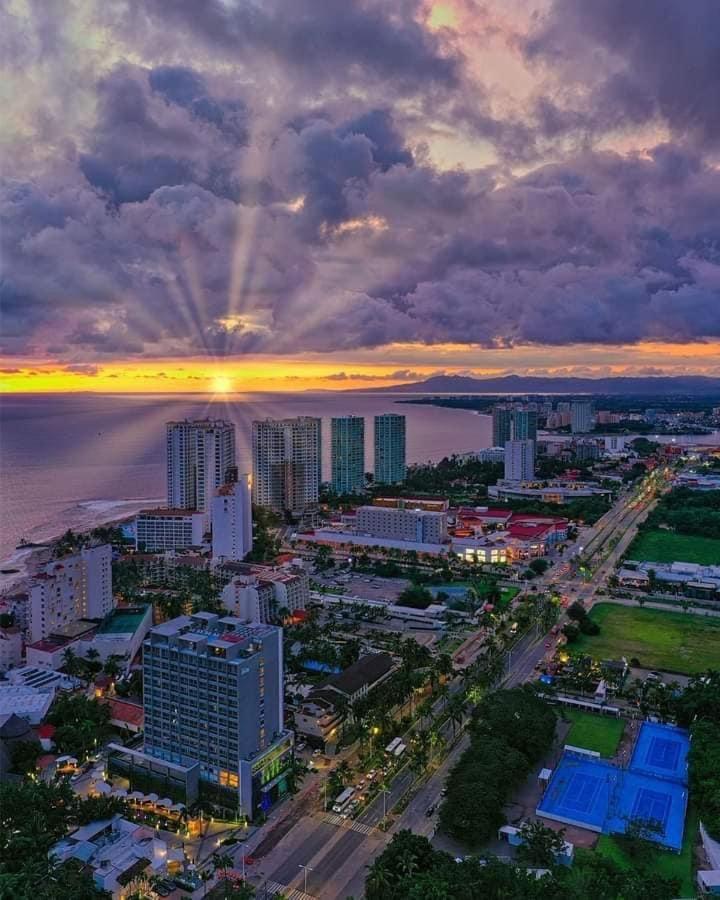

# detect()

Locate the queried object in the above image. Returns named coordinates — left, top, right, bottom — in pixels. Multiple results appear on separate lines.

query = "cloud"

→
left=63, top=364, right=100, bottom=375
left=323, top=369, right=426, bottom=382
left=525, top=0, right=720, bottom=149
left=1, top=1, right=719, bottom=368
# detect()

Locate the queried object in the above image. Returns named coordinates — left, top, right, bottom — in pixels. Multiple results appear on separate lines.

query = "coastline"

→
left=0, top=497, right=161, bottom=595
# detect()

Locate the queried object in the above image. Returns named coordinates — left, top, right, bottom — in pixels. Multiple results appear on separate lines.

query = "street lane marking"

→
left=262, top=879, right=316, bottom=899
left=323, top=813, right=380, bottom=836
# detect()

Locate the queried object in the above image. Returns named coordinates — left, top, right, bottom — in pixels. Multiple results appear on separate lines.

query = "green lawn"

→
left=499, top=586, right=520, bottom=609
left=595, top=807, right=697, bottom=898
left=575, top=603, right=720, bottom=674
left=629, top=529, right=720, bottom=565
left=563, top=708, right=625, bottom=757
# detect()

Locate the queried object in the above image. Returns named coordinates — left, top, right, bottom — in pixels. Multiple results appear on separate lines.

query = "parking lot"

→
left=313, top=572, right=410, bottom=603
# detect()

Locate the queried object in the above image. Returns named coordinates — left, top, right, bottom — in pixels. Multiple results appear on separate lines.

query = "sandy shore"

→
left=0, top=498, right=162, bottom=595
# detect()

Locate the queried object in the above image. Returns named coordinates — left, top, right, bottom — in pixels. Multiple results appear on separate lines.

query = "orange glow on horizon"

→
left=1, top=340, right=720, bottom=393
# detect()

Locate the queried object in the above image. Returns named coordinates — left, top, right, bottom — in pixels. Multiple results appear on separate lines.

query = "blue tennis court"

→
left=537, top=723, right=690, bottom=851
left=630, top=722, right=689, bottom=783
left=536, top=752, right=613, bottom=831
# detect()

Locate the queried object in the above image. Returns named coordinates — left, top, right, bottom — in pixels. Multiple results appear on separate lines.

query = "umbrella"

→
left=157, top=798, right=172, bottom=808
left=170, top=803, right=186, bottom=812
left=145, top=793, right=159, bottom=803
left=128, top=791, right=144, bottom=801
left=111, top=788, right=128, bottom=798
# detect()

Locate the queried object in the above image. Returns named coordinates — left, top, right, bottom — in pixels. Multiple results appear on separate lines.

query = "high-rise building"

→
left=512, top=408, right=538, bottom=442
left=252, top=417, right=322, bottom=516
left=140, top=613, right=293, bottom=818
left=166, top=419, right=236, bottom=512
left=29, top=545, right=113, bottom=642
left=212, top=477, right=253, bottom=562
left=504, top=439, right=535, bottom=482
left=492, top=405, right=537, bottom=446
left=492, top=405, right=514, bottom=447
left=331, top=416, right=365, bottom=494
left=374, top=414, right=406, bottom=484
left=571, top=400, right=593, bottom=434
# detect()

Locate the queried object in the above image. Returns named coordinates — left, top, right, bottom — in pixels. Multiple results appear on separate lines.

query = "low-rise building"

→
left=322, top=653, right=396, bottom=705
left=0, top=683, right=55, bottom=725
left=219, top=563, right=309, bottom=622
left=26, top=606, right=152, bottom=671
left=51, top=815, right=184, bottom=899
left=355, top=505, right=448, bottom=544
left=488, top=479, right=612, bottom=504
left=294, top=691, right=344, bottom=749
left=135, top=509, right=206, bottom=552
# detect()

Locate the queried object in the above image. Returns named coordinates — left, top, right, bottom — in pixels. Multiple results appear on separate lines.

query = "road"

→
left=246, top=470, right=678, bottom=898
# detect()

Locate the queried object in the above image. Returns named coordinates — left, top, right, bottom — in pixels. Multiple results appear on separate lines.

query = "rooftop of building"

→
left=104, top=699, right=144, bottom=729
left=137, top=508, right=202, bottom=517
left=0, top=686, right=55, bottom=722
left=216, top=481, right=249, bottom=496
left=97, top=608, right=147, bottom=635
left=325, top=652, right=396, bottom=698
left=147, top=612, right=277, bottom=650
left=166, top=418, right=233, bottom=427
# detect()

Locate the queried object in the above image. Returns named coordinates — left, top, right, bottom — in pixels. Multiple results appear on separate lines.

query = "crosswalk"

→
left=262, top=879, right=316, bottom=900
left=323, top=812, right=379, bottom=836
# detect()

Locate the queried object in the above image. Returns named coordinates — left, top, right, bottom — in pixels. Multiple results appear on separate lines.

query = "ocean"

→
left=0, top=392, right=491, bottom=562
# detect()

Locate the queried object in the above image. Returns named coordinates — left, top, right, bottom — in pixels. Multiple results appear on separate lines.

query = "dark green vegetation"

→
left=596, top=812, right=697, bottom=899
left=628, top=486, right=720, bottom=562
left=0, top=780, right=117, bottom=898
left=46, top=694, right=111, bottom=760
left=501, top=495, right=611, bottom=525
left=365, top=830, right=679, bottom=900
left=438, top=688, right=556, bottom=847
left=643, top=487, right=720, bottom=540
left=574, top=603, right=720, bottom=674
left=676, top=672, right=720, bottom=840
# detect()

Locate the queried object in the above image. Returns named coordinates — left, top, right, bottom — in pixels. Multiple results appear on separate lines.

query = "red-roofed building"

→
left=105, top=699, right=144, bottom=733
left=37, top=723, right=56, bottom=750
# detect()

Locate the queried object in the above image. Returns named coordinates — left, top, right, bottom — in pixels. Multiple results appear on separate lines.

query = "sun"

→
left=211, top=375, right=233, bottom=394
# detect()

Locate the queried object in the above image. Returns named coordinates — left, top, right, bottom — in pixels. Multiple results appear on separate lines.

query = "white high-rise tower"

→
left=166, top=419, right=236, bottom=512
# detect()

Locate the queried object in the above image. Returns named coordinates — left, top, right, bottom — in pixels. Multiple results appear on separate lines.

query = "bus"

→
left=332, top=787, right=355, bottom=814
left=385, top=737, right=402, bottom=755
left=393, top=743, right=407, bottom=758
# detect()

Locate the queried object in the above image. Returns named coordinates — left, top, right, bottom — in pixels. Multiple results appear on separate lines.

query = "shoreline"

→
left=0, top=498, right=161, bottom=595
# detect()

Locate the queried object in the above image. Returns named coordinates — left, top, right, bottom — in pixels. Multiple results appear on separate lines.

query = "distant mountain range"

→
left=347, top=374, right=720, bottom=395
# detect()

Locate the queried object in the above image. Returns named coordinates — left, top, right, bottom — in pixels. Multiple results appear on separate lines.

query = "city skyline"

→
left=2, top=1, right=720, bottom=394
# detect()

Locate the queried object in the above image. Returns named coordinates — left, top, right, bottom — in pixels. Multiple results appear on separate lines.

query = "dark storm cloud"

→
left=526, top=0, right=720, bottom=148
left=78, top=65, right=252, bottom=206
left=2, top=1, right=719, bottom=363
left=131, top=0, right=459, bottom=92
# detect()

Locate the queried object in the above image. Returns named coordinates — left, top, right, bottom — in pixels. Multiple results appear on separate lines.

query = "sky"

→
left=2, top=0, right=720, bottom=393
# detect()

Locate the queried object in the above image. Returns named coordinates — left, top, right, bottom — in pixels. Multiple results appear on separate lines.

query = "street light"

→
left=299, top=863, right=313, bottom=894
left=380, top=788, right=391, bottom=829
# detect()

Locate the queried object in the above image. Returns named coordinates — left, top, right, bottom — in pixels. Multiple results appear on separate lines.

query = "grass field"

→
left=595, top=808, right=697, bottom=898
left=575, top=603, right=720, bottom=674
left=629, top=529, right=720, bottom=565
left=563, top=708, right=625, bottom=757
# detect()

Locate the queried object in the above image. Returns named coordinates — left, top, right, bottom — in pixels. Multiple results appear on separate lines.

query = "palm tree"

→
left=200, top=868, right=212, bottom=898
left=447, top=693, right=466, bottom=737
left=62, top=647, right=80, bottom=676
